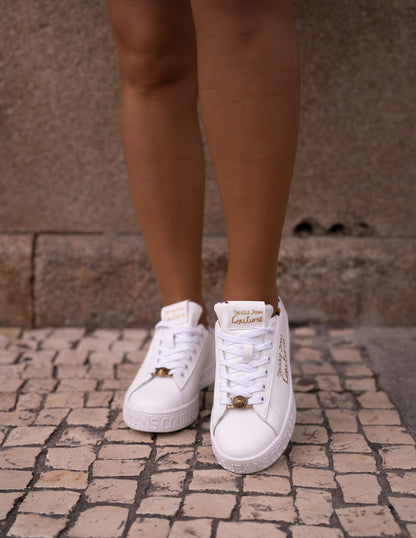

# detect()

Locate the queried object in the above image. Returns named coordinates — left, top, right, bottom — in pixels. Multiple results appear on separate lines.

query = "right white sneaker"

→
left=210, top=299, right=296, bottom=474
left=123, top=300, right=215, bottom=433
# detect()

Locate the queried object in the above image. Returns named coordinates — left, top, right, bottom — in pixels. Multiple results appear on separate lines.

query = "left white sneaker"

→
left=210, top=299, right=296, bottom=474
left=123, top=300, right=215, bottom=433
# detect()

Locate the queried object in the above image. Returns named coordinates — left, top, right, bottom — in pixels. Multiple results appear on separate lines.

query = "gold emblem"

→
left=151, top=367, right=172, bottom=377
left=227, top=395, right=253, bottom=409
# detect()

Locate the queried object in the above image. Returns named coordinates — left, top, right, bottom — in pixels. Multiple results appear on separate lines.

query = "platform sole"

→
left=123, top=365, right=215, bottom=433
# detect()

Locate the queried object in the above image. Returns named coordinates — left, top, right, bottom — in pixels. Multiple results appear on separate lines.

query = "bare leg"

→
left=189, top=0, right=300, bottom=310
left=106, top=0, right=208, bottom=323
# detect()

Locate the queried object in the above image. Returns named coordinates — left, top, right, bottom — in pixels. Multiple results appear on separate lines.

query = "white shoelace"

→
left=217, top=326, right=274, bottom=406
left=148, top=321, right=205, bottom=378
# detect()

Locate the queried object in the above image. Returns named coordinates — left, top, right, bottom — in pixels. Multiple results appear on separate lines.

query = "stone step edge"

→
left=0, top=234, right=414, bottom=327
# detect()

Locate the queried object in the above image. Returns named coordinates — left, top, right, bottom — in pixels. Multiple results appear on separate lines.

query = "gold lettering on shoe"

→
left=277, top=335, right=289, bottom=384
left=163, top=304, right=187, bottom=323
left=230, top=308, right=264, bottom=329
left=227, top=395, right=253, bottom=409
left=151, top=367, right=172, bottom=377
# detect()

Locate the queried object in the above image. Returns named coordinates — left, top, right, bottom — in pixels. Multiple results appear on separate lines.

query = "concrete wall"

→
left=0, top=0, right=415, bottom=327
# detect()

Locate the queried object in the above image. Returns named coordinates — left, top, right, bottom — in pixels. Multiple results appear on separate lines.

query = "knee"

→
left=116, top=32, right=195, bottom=95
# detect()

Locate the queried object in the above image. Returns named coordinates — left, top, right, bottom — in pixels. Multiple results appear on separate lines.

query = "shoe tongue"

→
left=161, top=300, right=202, bottom=327
left=214, top=301, right=274, bottom=334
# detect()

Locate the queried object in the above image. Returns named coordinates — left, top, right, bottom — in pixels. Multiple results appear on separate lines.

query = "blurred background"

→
left=0, top=0, right=415, bottom=328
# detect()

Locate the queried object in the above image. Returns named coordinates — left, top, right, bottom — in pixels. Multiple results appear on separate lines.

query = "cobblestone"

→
left=243, top=474, right=291, bottom=494
left=358, top=390, right=394, bottom=408
left=67, top=506, right=128, bottom=538
left=336, top=473, right=381, bottom=503
left=0, top=324, right=414, bottom=537
left=85, top=478, right=137, bottom=504
left=0, top=492, right=22, bottom=519
left=0, top=447, right=41, bottom=469
left=127, top=517, right=169, bottom=538
left=35, top=407, right=70, bottom=425
left=295, top=487, right=333, bottom=525
left=170, top=518, right=212, bottom=538
left=387, top=470, right=416, bottom=494
left=0, top=411, right=36, bottom=427
left=389, top=496, right=416, bottom=523
left=336, top=505, right=401, bottom=536
left=138, top=496, right=182, bottom=517
left=261, top=456, right=290, bottom=476
left=98, top=443, right=151, bottom=460
left=8, top=513, right=68, bottom=538
left=330, top=433, right=372, bottom=453
left=19, top=490, right=80, bottom=515
left=291, top=424, right=328, bottom=444
left=155, top=447, right=194, bottom=470
left=380, top=445, right=416, bottom=469
left=240, top=495, right=296, bottom=522
left=363, top=425, right=415, bottom=444
left=332, top=452, right=376, bottom=473
left=289, top=444, right=329, bottom=468
left=0, top=392, right=17, bottom=411
left=45, top=447, right=96, bottom=471
left=358, top=408, right=401, bottom=425
left=4, top=426, right=55, bottom=446
left=0, top=469, right=32, bottom=489
left=66, top=408, right=108, bottom=428
left=325, top=408, right=358, bottom=432
left=183, top=493, right=235, bottom=519
left=292, top=467, right=337, bottom=489
left=148, top=471, right=186, bottom=496
left=16, top=392, right=43, bottom=411
left=190, top=469, right=238, bottom=492
left=44, top=392, right=84, bottom=408
left=92, top=458, right=146, bottom=477
left=296, top=408, right=323, bottom=424
left=290, top=525, right=344, bottom=537
left=35, top=470, right=88, bottom=489
left=330, top=348, right=363, bottom=363
left=217, top=521, right=285, bottom=537
left=56, top=427, right=102, bottom=446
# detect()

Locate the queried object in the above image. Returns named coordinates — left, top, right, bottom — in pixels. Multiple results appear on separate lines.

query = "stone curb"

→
left=1, top=234, right=415, bottom=327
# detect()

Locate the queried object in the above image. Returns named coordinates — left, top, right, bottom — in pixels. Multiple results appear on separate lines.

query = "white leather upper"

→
left=125, top=300, right=214, bottom=413
left=211, top=299, right=293, bottom=456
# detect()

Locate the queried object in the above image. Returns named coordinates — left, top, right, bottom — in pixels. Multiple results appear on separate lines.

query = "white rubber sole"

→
left=211, top=392, right=296, bottom=474
left=123, top=364, right=215, bottom=433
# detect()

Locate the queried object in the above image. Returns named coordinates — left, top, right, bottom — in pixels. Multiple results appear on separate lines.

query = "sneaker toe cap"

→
left=126, top=378, right=183, bottom=412
left=213, top=409, right=275, bottom=459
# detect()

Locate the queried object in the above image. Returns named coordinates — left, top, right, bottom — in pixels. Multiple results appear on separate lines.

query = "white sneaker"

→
left=210, top=299, right=296, bottom=474
left=123, top=300, right=215, bottom=433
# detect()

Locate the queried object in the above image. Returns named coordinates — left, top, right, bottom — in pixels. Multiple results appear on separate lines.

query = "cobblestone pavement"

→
left=0, top=325, right=415, bottom=538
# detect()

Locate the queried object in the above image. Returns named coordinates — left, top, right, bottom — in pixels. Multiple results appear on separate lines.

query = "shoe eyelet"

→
left=265, top=370, right=268, bottom=375
left=262, top=384, right=266, bottom=390
left=261, top=397, right=265, bottom=402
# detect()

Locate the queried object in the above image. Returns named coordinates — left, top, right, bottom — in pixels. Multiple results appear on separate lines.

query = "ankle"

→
left=222, top=285, right=279, bottom=312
